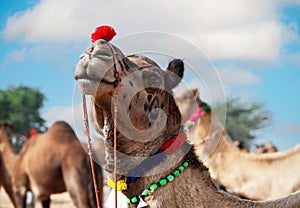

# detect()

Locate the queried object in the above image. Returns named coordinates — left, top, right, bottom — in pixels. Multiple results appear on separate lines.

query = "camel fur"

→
left=75, top=38, right=300, bottom=207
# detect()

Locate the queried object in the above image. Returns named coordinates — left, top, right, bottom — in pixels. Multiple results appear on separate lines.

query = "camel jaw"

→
left=76, top=78, right=115, bottom=96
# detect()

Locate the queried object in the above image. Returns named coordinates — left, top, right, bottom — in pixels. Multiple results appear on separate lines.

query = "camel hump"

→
left=49, top=121, right=76, bottom=135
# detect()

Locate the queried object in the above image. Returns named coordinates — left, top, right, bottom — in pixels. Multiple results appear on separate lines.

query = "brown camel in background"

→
left=0, top=122, right=19, bottom=206
left=75, top=37, right=300, bottom=207
left=0, top=121, right=103, bottom=208
left=177, top=88, right=300, bottom=200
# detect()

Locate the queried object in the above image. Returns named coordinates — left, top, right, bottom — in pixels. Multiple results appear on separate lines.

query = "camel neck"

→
left=1, top=142, right=17, bottom=165
left=0, top=131, right=17, bottom=158
left=123, top=147, right=300, bottom=208
left=0, top=132, right=18, bottom=181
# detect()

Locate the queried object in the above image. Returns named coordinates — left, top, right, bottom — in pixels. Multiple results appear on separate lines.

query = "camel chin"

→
left=77, top=78, right=115, bottom=96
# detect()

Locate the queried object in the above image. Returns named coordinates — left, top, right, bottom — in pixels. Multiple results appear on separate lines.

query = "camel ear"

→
left=191, top=88, right=199, bottom=99
left=1, top=122, right=13, bottom=129
left=165, top=59, right=184, bottom=90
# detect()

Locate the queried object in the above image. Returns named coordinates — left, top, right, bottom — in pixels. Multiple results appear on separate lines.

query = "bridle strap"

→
left=108, top=42, right=121, bottom=208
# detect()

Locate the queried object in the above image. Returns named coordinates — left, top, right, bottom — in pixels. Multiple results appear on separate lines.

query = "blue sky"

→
left=0, top=0, right=300, bottom=150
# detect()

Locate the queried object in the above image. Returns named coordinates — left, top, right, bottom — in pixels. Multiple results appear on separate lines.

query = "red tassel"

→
left=91, top=25, right=116, bottom=42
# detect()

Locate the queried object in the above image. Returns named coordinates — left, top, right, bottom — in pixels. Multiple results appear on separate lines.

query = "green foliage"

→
left=0, top=85, right=47, bottom=135
left=215, top=98, right=270, bottom=147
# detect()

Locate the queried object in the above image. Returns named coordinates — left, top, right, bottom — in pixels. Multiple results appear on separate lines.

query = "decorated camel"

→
left=176, top=88, right=300, bottom=200
left=74, top=25, right=300, bottom=207
left=0, top=121, right=103, bottom=208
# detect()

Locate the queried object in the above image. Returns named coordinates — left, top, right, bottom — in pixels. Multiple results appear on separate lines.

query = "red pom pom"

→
left=91, top=25, right=116, bottom=42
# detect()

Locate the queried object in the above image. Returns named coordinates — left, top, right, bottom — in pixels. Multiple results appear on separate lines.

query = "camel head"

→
left=0, top=122, right=14, bottom=145
left=176, top=88, right=213, bottom=139
left=176, top=89, right=228, bottom=161
left=175, top=88, right=205, bottom=123
left=75, top=35, right=185, bottom=178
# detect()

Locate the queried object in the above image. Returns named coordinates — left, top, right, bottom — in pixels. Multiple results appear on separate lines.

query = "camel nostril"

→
left=75, top=75, right=78, bottom=80
left=79, top=54, right=85, bottom=60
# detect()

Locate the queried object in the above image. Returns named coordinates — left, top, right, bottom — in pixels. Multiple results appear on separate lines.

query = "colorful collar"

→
left=107, top=133, right=188, bottom=191
left=185, top=104, right=210, bottom=126
left=186, top=104, right=210, bottom=146
left=127, top=160, right=189, bottom=205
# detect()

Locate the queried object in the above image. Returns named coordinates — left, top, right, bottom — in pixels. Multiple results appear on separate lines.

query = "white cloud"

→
left=191, top=21, right=284, bottom=61
left=1, top=47, right=27, bottom=70
left=286, top=0, right=300, bottom=4
left=43, top=99, right=102, bottom=142
left=43, top=105, right=75, bottom=128
left=277, top=124, right=300, bottom=135
left=2, top=0, right=298, bottom=62
left=218, top=67, right=262, bottom=86
left=284, top=53, right=300, bottom=64
left=5, top=47, right=27, bottom=62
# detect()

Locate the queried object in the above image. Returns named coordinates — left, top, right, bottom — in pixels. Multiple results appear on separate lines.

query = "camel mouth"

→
left=77, top=78, right=115, bottom=95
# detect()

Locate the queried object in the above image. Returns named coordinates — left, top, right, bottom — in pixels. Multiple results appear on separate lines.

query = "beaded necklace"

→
left=127, top=160, right=189, bottom=205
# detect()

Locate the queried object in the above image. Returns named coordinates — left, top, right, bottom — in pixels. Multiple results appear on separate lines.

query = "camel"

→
left=233, top=141, right=278, bottom=154
left=0, top=121, right=103, bottom=208
left=0, top=122, right=19, bottom=206
left=74, top=36, right=300, bottom=207
left=253, top=142, right=278, bottom=154
left=176, top=88, right=300, bottom=200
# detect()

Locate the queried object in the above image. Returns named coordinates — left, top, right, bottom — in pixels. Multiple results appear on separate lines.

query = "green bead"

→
left=159, top=179, right=167, bottom=186
left=203, top=104, right=210, bottom=112
left=183, top=162, right=189, bottom=168
left=141, top=188, right=149, bottom=196
left=127, top=198, right=131, bottom=204
left=173, top=170, right=180, bottom=176
left=150, top=183, right=158, bottom=191
left=167, top=175, right=174, bottom=182
left=131, top=196, right=138, bottom=204
left=178, top=166, right=184, bottom=172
